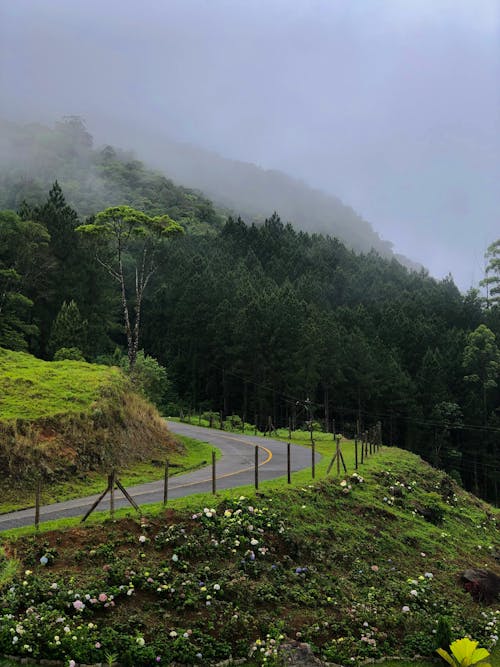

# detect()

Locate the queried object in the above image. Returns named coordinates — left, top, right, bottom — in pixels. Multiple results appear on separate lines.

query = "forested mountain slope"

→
left=0, top=117, right=412, bottom=263
left=0, top=117, right=498, bottom=505
left=0, top=117, right=225, bottom=233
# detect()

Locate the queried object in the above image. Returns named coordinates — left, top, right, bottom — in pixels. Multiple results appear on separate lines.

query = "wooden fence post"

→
left=109, top=470, right=115, bottom=519
left=287, top=442, right=291, bottom=484
left=254, top=446, right=259, bottom=490
left=163, top=460, right=169, bottom=506
left=212, top=450, right=216, bottom=494
left=35, top=477, right=41, bottom=531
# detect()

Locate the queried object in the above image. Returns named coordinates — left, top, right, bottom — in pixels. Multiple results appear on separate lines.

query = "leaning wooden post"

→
left=311, top=440, right=316, bottom=479
left=254, top=446, right=259, bottom=490
left=355, top=437, right=358, bottom=470
left=35, top=477, right=41, bottom=531
left=212, top=450, right=216, bottom=494
left=109, top=470, right=115, bottom=519
left=287, top=442, right=291, bottom=484
left=163, top=460, right=169, bottom=506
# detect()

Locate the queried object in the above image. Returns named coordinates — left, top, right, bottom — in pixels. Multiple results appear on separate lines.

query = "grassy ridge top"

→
left=0, top=348, right=123, bottom=420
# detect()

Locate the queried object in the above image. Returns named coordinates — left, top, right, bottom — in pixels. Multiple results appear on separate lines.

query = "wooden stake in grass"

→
left=109, top=470, right=115, bottom=519
left=212, top=450, right=216, bottom=494
left=326, top=436, right=347, bottom=475
left=255, top=446, right=259, bottom=490
left=35, top=477, right=41, bottom=531
left=287, top=442, right=291, bottom=484
left=311, top=440, right=316, bottom=479
left=163, top=460, right=169, bottom=506
left=81, top=471, right=140, bottom=523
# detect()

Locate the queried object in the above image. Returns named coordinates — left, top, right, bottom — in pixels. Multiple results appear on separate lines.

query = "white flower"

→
left=402, top=606, right=410, bottom=613
left=410, top=589, right=418, bottom=596
left=139, top=535, right=147, bottom=543
left=172, top=554, right=179, bottom=562
left=424, top=572, right=433, bottom=579
left=213, top=583, right=221, bottom=591
left=169, top=630, right=178, bottom=638
left=136, top=636, right=145, bottom=647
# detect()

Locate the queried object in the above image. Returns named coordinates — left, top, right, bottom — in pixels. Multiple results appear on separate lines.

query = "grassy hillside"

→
left=0, top=348, right=180, bottom=494
left=0, top=446, right=498, bottom=666
left=0, top=347, right=123, bottom=420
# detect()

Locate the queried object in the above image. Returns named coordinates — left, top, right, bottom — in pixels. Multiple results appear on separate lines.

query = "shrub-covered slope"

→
left=1, top=447, right=498, bottom=666
left=0, top=348, right=178, bottom=484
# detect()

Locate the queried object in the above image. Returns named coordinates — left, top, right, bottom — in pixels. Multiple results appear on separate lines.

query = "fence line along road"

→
left=0, top=421, right=319, bottom=532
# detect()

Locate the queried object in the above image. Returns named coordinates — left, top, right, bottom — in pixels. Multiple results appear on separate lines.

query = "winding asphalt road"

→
left=0, top=422, right=319, bottom=532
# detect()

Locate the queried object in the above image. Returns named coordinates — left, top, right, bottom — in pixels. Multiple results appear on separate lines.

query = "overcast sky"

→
left=1, top=0, right=499, bottom=290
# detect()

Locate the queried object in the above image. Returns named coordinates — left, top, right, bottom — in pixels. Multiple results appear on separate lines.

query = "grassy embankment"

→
left=0, top=349, right=218, bottom=514
left=0, top=440, right=498, bottom=666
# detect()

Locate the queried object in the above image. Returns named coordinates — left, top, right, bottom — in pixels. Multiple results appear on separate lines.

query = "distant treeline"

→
left=0, top=119, right=498, bottom=504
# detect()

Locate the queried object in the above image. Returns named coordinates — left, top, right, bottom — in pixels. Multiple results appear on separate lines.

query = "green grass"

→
left=0, top=547, right=19, bottom=589
left=0, top=347, right=123, bottom=420
left=0, top=435, right=220, bottom=514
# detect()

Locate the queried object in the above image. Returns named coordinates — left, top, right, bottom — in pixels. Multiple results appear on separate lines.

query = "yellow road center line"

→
left=18, top=434, right=276, bottom=514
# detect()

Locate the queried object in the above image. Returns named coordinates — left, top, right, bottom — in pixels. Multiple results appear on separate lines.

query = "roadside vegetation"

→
left=0, top=446, right=498, bottom=666
left=0, top=350, right=190, bottom=513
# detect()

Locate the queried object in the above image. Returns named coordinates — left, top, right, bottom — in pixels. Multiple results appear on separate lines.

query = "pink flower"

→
left=95, top=642, right=101, bottom=648
left=98, top=593, right=108, bottom=602
left=69, top=661, right=76, bottom=667
left=72, top=600, right=85, bottom=611
left=371, top=565, right=379, bottom=572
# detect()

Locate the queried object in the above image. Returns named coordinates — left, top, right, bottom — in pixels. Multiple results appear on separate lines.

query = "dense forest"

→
left=0, top=118, right=499, bottom=504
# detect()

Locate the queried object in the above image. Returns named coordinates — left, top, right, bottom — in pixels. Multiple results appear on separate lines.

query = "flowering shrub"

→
left=0, top=478, right=498, bottom=666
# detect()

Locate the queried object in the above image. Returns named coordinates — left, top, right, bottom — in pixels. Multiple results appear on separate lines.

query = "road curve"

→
left=0, top=422, right=319, bottom=532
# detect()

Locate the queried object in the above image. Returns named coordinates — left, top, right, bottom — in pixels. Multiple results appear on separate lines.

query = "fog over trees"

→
left=0, top=0, right=498, bottom=289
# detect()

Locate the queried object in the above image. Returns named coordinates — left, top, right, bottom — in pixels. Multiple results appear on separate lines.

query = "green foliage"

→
left=481, top=240, right=500, bottom=308
left=0, top=210, right=49, bottom=350
left=120, top=350, right=170, bottom=409
left=48, top=300, right=87, bottom=357
left=436, top=617, right=453, bottom=651
left=53, top=346, right=85, bottom=361
left=437, top=638, right=491, bottom=667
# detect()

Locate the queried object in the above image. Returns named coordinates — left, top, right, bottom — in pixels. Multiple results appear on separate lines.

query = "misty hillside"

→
left=0, top=118, right=416, bottom=267
left=0, top=118, right=226, bottom=233
left=141, top=135, right=400, bottom=258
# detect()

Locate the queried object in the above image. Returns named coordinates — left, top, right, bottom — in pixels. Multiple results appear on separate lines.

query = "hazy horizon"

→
left=1, top=0, right=499, bottom=291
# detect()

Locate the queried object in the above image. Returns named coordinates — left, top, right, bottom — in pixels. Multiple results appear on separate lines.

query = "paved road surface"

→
left=0, top=422, right=318, bottom=531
